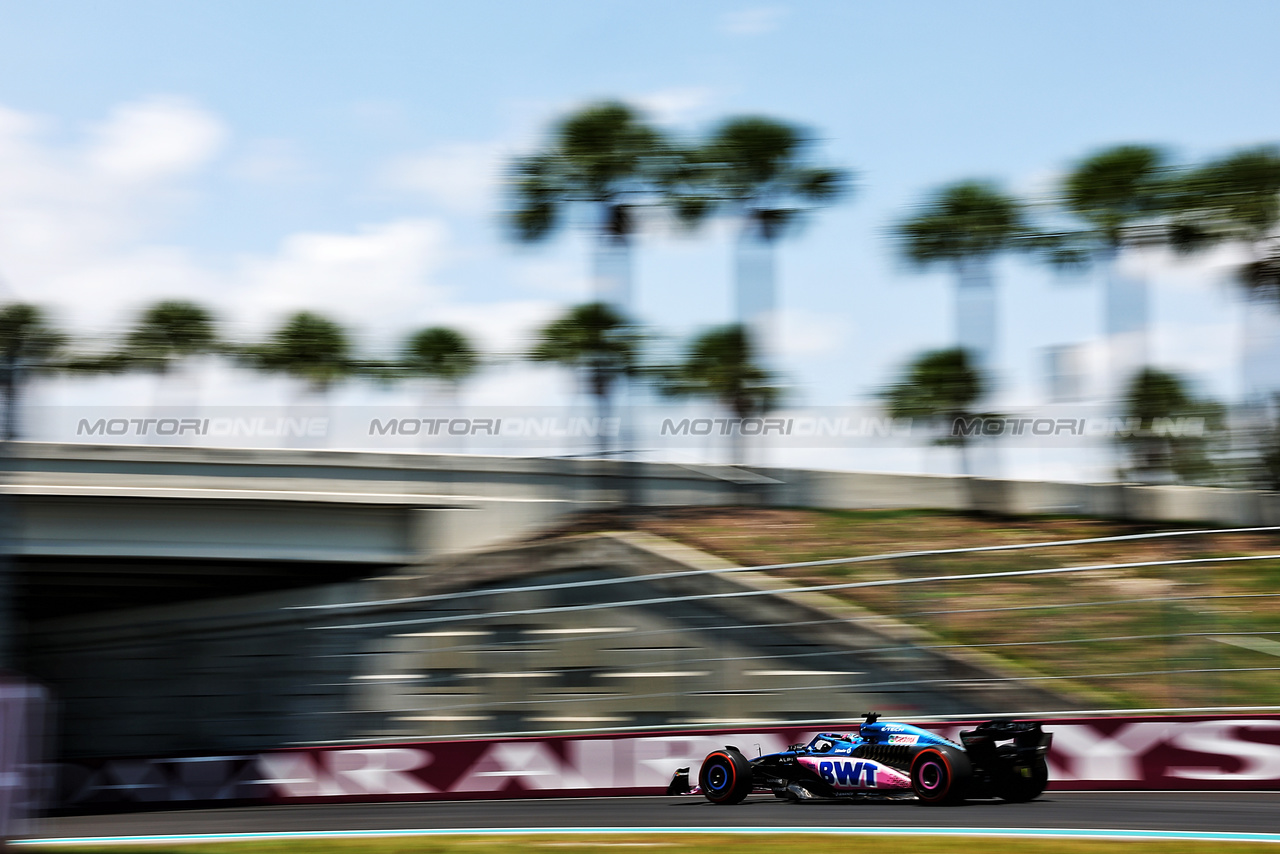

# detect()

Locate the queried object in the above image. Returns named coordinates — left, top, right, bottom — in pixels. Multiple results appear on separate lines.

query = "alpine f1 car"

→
left=667, top=713, right=1051, bottom=805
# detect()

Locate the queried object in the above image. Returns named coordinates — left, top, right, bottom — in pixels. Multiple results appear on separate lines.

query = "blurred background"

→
left=0, top=0, right=1278, bottom=822
left=0, top=0, right=1277, bottom=480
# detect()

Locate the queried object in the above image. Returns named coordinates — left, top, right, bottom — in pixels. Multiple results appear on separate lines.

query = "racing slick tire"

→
left=699, top=747, right=754, bottom=805
left=996, top=747, right=1049, bottom=803
left=910, top=745, right=972, bottom=805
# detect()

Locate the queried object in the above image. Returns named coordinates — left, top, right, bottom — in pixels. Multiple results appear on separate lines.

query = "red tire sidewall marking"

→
left=915, top=748, right=952, bottom=802
left=707, top=753, right=736, bottom=800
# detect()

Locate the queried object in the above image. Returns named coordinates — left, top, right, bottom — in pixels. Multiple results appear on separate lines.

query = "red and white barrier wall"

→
left=56, top=713, right=1280, bottom=808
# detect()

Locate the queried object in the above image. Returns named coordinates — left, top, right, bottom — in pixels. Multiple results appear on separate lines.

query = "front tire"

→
left=699, top=747, right=754, bottom=805
left=910, top=745, right=972, bottom=805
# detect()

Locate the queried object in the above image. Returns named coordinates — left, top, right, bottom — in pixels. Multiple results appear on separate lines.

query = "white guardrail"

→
left=298, top=526, right=1280, bottom=719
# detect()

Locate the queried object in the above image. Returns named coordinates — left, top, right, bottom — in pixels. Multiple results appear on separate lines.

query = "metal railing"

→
left=295, top=525, right=1280, bottom=740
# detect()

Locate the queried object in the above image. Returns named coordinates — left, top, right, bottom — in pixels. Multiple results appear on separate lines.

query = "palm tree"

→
left=0, top=304, right=65, bottom=440
left=395, top=326, right=479, bottom=453
left=122, top=300, right=218, bottom=373
left=121, top=300, right=220, bottom=417
left=690, top=117, right=848, bottom=357
left=529, top=302, right=638, bottom=454
left=661, top=324, right=776, bottom=464
left=896, top=181, right=1032, bottom=373
left=1170, top=147, right=1280, bottom=400
left=402, top=327, right=478, bottom=400
left=246, top=311, right=353, bottom=395
left=1057, top=145, right=1179, bottom=396
left=882, top=348, right=985, bottom=475
left=509, top=102, right=672, bottom=310
left=1119, top=367, right=1223, bottom=483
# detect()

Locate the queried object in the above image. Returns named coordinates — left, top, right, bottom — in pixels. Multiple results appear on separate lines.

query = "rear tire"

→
left=910, top=745, right=971, bottom=805
left=699, top=747, right=754, bottom=805
left=997, top=750, right=1049, bottom=802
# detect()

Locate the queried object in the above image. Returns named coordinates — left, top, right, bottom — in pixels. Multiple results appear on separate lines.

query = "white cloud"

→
left=85, top=96, right=226, bottom=184
left=0, top=95, right=722, bottom=421
left=231, top=218, right=453, bottom=337
left=380, top=142, right=506, bottom=213
left=429, top=299, right=562, bottom=354
left=0, top=98, right=228, bottom=313
left=0, top=97, right=572, bottom=412
left=719, top=6, right=788, bottom=36
left=49, top=245, right=223, bottom=329
left=634, top=86, right=718, bottom=126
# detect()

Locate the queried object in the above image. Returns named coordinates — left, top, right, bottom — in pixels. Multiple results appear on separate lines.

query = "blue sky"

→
left=1, top=0, right=1278, bottom=474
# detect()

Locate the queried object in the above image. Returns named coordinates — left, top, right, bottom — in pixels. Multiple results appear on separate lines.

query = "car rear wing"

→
left=959, top=719, right=1053, bottom=757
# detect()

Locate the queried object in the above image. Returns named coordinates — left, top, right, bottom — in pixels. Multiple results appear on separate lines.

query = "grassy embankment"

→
left=560, top=508, right=1280, bottom=709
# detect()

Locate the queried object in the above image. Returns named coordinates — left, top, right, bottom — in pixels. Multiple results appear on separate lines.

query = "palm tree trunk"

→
left=0, top=361, right=15, bottom=442
left=729, top=408, right=745, bottom=466
left=953, top=258, right=998, bottom=478
left=590, top=366, right=611, bottom=457
left=1102, top=244, right=1150, bottom=399
left=594, top=222, right=641, bottom=506
left=593, top=226, right=633, bottom=311
left=1240, top=257, right=1280, bottom=402
left=954, top=255, right=997, bottom=374
left=735, top=228, right=777, bottom=470
left=587, top=208, right=641, bottom=505
left=449, top=381, right=468, bottom=455
left=735, top=229, right=777, bottom=363
left=957, top=437, right=972, bottom=477
left=148, top=360, right=203, bottom=447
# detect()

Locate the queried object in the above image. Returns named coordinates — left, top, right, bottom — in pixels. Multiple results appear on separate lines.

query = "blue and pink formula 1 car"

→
left=668, top=713, right=1052, bottom=805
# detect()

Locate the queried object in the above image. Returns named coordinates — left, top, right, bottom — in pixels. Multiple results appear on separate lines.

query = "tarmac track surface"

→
left=33, top=792, right=1280, bottom=839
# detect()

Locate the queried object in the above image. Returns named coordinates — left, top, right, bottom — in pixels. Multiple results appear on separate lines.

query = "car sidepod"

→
left=796, top=755, right=913, bottom=793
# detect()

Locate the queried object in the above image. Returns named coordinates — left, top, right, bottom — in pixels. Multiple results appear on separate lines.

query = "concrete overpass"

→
left=3, top=442, right=759, bottom=617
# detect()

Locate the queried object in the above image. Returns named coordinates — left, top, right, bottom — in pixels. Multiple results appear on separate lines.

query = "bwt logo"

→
left=78, top=418, right=330, bottom=437
left=951, top=417, right=1206, bottom=439
left=817, top=760, right=877, bottom=788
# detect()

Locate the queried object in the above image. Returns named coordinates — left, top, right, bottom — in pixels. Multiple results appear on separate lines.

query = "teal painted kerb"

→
left=14, top=826, right=1280, bottom=845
